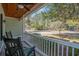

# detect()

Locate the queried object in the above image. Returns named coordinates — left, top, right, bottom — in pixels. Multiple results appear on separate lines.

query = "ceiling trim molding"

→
left=20, top=3, right=44, bottom=20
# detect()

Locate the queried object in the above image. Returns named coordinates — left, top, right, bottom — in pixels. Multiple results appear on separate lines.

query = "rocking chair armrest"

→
left=23, top=46, right=35, bottom=50
left=23, top=46, right=36, bottom=56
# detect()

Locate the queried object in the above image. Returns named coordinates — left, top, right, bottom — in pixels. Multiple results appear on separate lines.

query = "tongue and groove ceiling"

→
left=2, top=3, right=38, bottom=19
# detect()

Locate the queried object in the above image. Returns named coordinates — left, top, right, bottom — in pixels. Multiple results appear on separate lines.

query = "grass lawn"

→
left=46, top=34, right=79, bottom=43
left=45, top=34, right=79, bottom=56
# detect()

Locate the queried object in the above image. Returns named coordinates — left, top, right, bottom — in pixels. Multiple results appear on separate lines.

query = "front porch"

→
left=1, top=31, right=79, bottom=56
left=22, top=31, right=79, bottom=56
left=0, top=3, right=79, bottom=56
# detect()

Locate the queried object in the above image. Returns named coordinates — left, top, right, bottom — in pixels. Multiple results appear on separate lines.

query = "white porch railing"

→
left=24, top=33, right=79, bottom=56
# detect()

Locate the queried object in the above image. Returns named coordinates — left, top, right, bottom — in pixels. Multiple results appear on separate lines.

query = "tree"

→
left=42, top=4, right=79, bottom=31
left=25, top=4, right=79, bottom=31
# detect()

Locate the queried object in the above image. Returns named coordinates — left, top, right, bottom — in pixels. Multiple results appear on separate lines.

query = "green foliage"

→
left=25, top=4, right=79, bottom=31
left=47, top=4, right=79, bottom=20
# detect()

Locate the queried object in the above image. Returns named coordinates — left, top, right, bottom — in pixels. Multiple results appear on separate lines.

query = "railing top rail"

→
left=47, top=37, right=79, bottom=49
left=27, top=33, right=79, bottom=49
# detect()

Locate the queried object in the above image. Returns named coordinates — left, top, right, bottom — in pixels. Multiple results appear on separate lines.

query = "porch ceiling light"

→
left=17, top=4, right=24, bottom=9
left=17, top=3, right=31, bottom=11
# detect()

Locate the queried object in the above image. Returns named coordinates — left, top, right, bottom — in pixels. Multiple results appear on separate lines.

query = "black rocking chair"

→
left=5, top=31, right=13, bottom=39
left=2, top=37, right=36, bottom=56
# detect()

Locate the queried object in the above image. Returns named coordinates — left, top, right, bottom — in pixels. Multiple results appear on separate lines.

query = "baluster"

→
left=72, top=47, right=74, bottom=56
left=66, top=46, right=69, bottom=56
left=33, top=37, right=35, bottom=44
left=34, top=37, right=36, bottom=45
left=42, top=39, right=44, bottom=52
left=32, top=37, right=34, bottom=43
left=47, top=40, right=49, bottom=55
left=39, top=38, right=41, bottom=49
left=45, top=39, right=46, bottom=54
left=46, top=40, right=47, bottom=55
left=57, top=43, right=60, bottom=56
left=40, top=38, right=42, bottom=51
left=43, top=39, right=45, bottom=53
left=49, top=41, right=51, bottom=56
left=51, top=42, right=53, bottom=56
left=46, top=40, right=48, bottom=55
left=41, top=38, right=42, bottom=51
left=43, top=39, right=44, bottom=52
left=39, top=38, right=40, bottom=49
left=38, top=37, right=39, bottom=48
left=32, top=37, right=33, bottom=43
left=37, top=38, right=40, bottom=48
left=48, top=40, right=50, bottom=55
left=40, top=38, right=42, bottom=50
left=78, top=49, right=79, bottom=56
left=54, top=42, right=56, bottom=56
left=37, top=37, right=38, bottom=45
left=61, top=45, right=64, bottom=56
left=35, top=37, right=37, bottom=46
left=36, top=37, right=37, bottom=46
left=44, top=39, right=46, bottom=53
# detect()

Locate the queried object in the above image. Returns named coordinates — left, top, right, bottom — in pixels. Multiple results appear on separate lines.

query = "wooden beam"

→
left=21, top=3, right=44, bottom=19
left=24, top=6, right=30, bottom=11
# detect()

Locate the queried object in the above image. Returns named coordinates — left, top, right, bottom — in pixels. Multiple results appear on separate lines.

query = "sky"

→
left=31, top=5, right=50, bottom=18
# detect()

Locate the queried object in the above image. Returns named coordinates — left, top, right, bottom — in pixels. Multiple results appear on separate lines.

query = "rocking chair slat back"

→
left=5, top=31, right=13, bottom=39
left=3, top=37, right=24, bottom=56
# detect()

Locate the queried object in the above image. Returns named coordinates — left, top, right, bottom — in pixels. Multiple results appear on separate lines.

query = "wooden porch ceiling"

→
left=2, top=3, right=38, bottom=19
